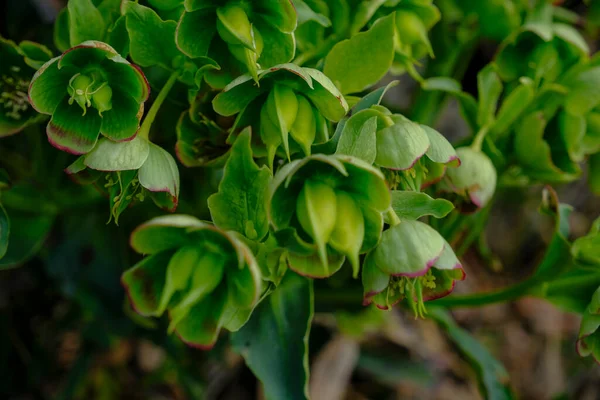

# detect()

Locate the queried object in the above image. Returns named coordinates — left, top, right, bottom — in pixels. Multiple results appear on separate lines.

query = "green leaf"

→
left=0, top=211, right=54, bottom=269
left=176, top=9, right=217, bottom=58
left=54, top=8, right=71, bottom=52
left=477, top=65, right=503, bottom=128
left=125, top=2, right=181, bottom=68
left=430, top=309, right=515, bottom=400
left=293, top=0, right=331, bottom=26
left=231, top=272, right=313, bottom=400
left=391, top=191, right=454, bottom=220
left=490, top=77, right=534, bottom=138
left=336, top=115, right=377, bottom=164
left=68, top=0, right=106, bottom=46
left=208, top=129, right=271, bottom=241
left=0, top=204, right=9, bottom=260
left=323, top=13, right=395, bottom=94
left=212, top=75, right=262, bottom=116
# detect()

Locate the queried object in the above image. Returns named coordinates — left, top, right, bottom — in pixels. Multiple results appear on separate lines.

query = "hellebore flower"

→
left=0, top=37, right=51, bottom=137
left=65, top=136, right=180, bottom=223
left=577, top=286, right=600, bottom=364
left=121, top=215, right=262, bottom=349
left=439, top=147, right=497, bottom=212
left=362, top=219, right=465, bottom=315
left=213, top=64, right=348, bottom=168
left=176, top=0, right=296, bottom=84
left=337, top=105, right=459, bottom=191
left=269, top=154, right=390, bottom=278
left=28, top=41, right=150, bottom=154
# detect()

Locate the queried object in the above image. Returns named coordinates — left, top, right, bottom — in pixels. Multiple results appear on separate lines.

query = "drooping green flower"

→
left=28, top=41, right=150, bottom=154
left=213, top=64, right=348, bottom=168
left=362, top=219, right=465, bottom=315
left=577, top=286, right=600, bottom=365
left=176, top=0, right=296, bottom=85
left=269, top=154, right=390, bottom=278
left=0, top=37, right=51, bottom=137
left=65, top=136, right=179, bottom=223
left=121, top=215, right=262, bottom=349
left=439, top=147, right=497, bottom=212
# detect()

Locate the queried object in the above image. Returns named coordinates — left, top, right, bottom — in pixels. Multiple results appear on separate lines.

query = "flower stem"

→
left=138, top=70, right=180, bottom=140
left=470, top=125, right=489, bottom=152
left=386, top=208, right=401, bottom=226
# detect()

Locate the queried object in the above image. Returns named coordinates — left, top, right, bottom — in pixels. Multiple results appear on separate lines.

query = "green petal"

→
left=47, top=97, right=101, bottom=154
left=336, top=156, right=391, bottom=211
left=58, top=42, right=117, bottom=69
left=130, top=215, right=207, bottom=254
left=303, top=68, right=348, bottom=122
left=121, top=250, right=174, bottom=316
left=84, top=136, right=150, bottom=171
left=100, top=95, right=143, bottom=141
left=362, top=252, right=389, bottom=302
left=139, top=143, right=180, bottom=198
left=28, top=56, right=76, bottom=114
left=102, top=59, right=150, bottom=103
left=421, top=124, right=459, bottom=165
left=256, top=24, right=295, bottom=67
left=173, top=286, right=228, bottom=349
left=176, top=9, right=217, bottom=58
left=375, top=118, right=430, bottom=170
left=286, top=251, right=345, bottom=279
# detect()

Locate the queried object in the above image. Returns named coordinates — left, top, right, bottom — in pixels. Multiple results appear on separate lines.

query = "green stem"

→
left=138, top=70, right=180, bottom=140
left=470, top=125, right=489, bottom=152
left=386, top=208, right=401, bottom=226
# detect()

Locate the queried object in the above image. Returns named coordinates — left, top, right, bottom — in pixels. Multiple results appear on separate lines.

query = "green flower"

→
left=269, top=154, right=390, bottom=278
left=577, top=286, right=600, bottom=365
left=65, top=136, right=180, bottom=223
left=439, top=147, right=497, bottom=212
left=213, top=64, right=348, bottom=168
left=362, top=219, right=465, bottom=315
left=122, top=215, right=262, bottom=349
left=0, top=37, right=51, bottom=137
left=28, top=41, right=150, bottom=154
left=176, top=0, right=296, bottom=84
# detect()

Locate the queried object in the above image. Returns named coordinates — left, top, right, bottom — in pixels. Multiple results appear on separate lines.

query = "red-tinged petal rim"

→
left=389, top=253, right=442, bottom=278
left=423, top=266, right=466, bottom=302
left=174, top=330, right=219, bottom=350
left=130, top=63, right=151, bottom=102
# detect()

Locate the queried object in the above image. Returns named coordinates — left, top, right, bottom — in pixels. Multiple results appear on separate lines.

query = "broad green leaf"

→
left=348, top=0, right=387, bottom=34
left=323, top=13, right=395, bottom=94
left=335, top=116, right=377, bottom=164
left=477, top=65, right=503, bottom=128
left=0, top=211, right=54, bottom=269
left=208, top=130, right=271, bottom=241
left=68, top=0, right=106, bottom=46
left=125, top=2, right=181, bottom=68
left=231, top=272, right=313, bottom=400
left=176, top=9, right=217, bottom=58
left=303, top=68, right=348, bottom=121
left=293, top=0, right=331, bottom=26
left=564, top=66, right=600, bottom=117
left=391, top=191, right=454, bottom=220
left=430, top=308, right=515, bottom=400
left=490, top=77, right=534, bottom=138
left=0, top=204, right=8, bottom=260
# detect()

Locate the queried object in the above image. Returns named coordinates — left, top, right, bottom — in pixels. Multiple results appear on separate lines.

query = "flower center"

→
left=67, top=72, right=113, bottom=116
left=0, top=66, right=30, bottom=120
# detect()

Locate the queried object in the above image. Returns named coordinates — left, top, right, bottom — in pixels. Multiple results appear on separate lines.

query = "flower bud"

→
left=329, top=191, right=364, bottom=278
left=290, top=95, right=316, bottom=156
left=296, top=179, right=337, bottom=271
left=266, top=84, right=298, bottom=159
left=216, top=4, right=254, bottom=50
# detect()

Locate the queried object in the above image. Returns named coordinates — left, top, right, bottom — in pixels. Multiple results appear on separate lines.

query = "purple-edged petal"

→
left=362, top=252, right=390, bottom=304
left=372, top=220, right=444, bottom=277
left=102, top=59, right=150, bottom=103
left=422, top=241, right=466, bottom=301
left=100, top=95, right=143, bottom=141
left=421, top=124, right=460, bottom=166
left=28, top=56, right=76, bottom=114
left=375, top=118, right=430, bottom=170
left=47, top=97, right=101, bottom=154
left=139, top=143, right=180, bottom=198
left=286, top=251, right=345, bottom=279
left=130, top=214, right=207, bottom=254
left=58, top=41, right=118, bottom=69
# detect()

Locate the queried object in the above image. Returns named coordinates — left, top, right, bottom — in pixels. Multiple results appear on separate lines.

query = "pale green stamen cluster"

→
left=1, top=68, right=29, bottom=120
left=383, top=162, right=429, bottom=192
left=388, top=269, right=437, bottom=318
left=67, top=73, right=113, bottom=116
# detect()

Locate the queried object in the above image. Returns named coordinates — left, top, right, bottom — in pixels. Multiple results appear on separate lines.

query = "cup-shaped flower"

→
left=176, top=0, right=296, bottom=84
left=28, top=41, right=150, bottom=154
left=121, top=215, right=262, bottom=349
left=269, top=154, right=390, bottom=278
left=577, top=286, right=600, bottom=364
left=213, top=64, right=348, bottom=168
left=362, top=219, right=465, bottom=315
left=65, top=136, right=179, bottom=223
left=439, top=147, right=497, bottom=212
left=0, top=37, right=51, bottom=137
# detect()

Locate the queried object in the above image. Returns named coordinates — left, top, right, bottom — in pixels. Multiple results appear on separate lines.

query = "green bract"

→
left=65, top=136, right=180, bottom=222
left=28, top=41, right=149, bottom=154
left=269, top=154, right=390, bottom=278
left=122, top=215, right=262, bottom=349
left=176, top=0, right=296, bottom=85
left=213, top=64, right=348, bottom=168
left=577, top=286, right=600, bottom=364
left=0, top=37, right=51, bottom=137
left=439, top=147, right=497, bottom=211
left=362, top=219, right=465, bottom=315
